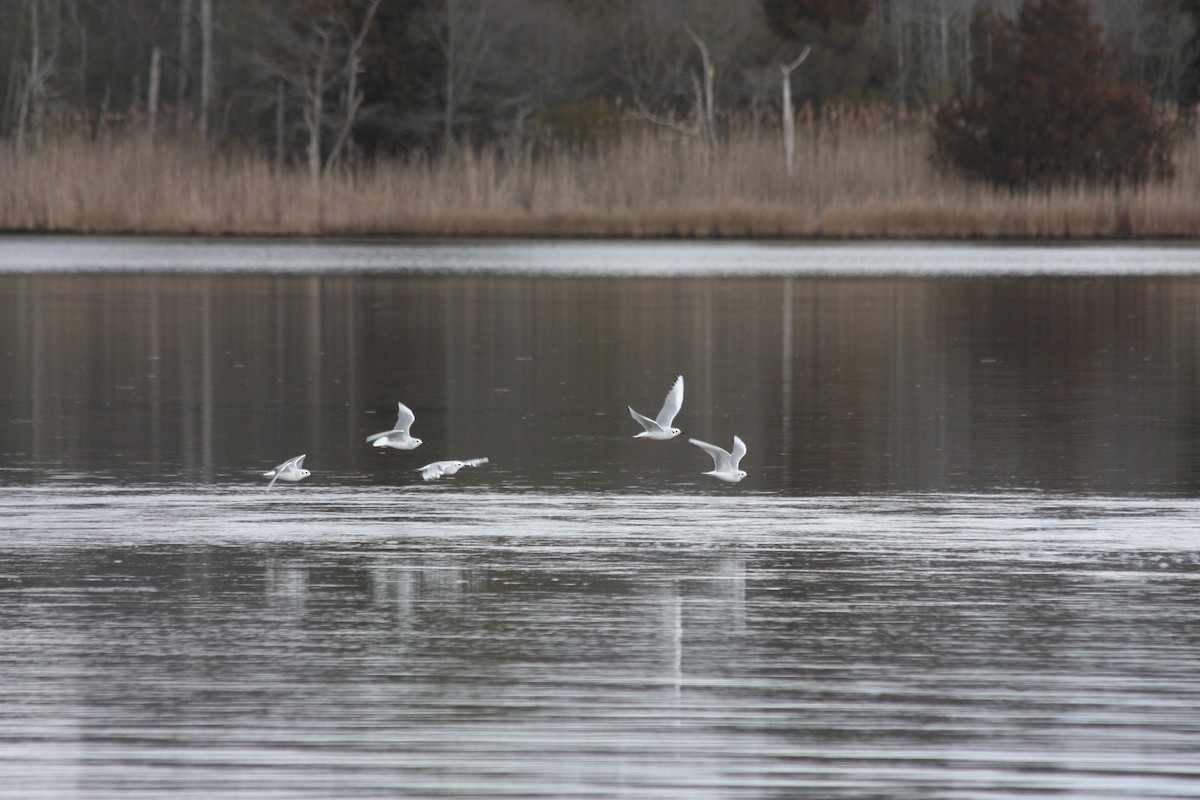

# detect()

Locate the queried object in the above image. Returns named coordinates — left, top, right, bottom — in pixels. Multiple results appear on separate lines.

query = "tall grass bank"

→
left=2, top=113, right=1198, bottom=239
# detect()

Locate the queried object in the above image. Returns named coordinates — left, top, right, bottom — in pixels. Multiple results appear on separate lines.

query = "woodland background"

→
left=1, top=0, right=1198, bottom=238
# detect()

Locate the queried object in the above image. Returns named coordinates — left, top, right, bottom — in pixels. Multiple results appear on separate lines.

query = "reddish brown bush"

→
left=933, top=0, right=1175, bottom=189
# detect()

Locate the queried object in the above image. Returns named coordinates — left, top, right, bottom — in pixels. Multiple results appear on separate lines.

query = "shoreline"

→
left=3, top=235, right=1198, bottom=279
left=1, top=229, right=1197, bottom=244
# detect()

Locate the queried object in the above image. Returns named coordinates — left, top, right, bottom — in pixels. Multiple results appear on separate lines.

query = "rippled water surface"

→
left=2, top=240, right=1200, bottom=798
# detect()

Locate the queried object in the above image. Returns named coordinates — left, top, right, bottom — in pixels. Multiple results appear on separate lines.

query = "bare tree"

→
left=324, top=0, right=382, bottom=172
left=623, top=20, right=736, bottom=150
left=14, top=0, right=44, bottom=155
left=474, top=0, right=587, bottom=150
left=16, top=0, right=61, bottom=156
left=418, top=0, right=494, bottom=150
left=878, top=0, right=984, bottom=104
left=609, top=2, right=693, bottom=111
left=259, top=0, right=383, bottom=183
left=780, top=45, right=811, bottom=176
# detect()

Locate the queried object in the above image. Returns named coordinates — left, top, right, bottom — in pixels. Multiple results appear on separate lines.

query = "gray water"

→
left=2, top=239, right=1199, bottom=798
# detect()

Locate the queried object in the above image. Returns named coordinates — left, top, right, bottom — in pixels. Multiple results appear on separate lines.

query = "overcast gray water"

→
left=1, top=240, right=1199, bottom=798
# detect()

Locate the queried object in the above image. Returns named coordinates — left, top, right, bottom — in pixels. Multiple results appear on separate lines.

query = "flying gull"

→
left=263, top=454, right=311, bottom=489
left=628, top=375, right=684, bottom=440
left=688, top=436, right=747, bottom=483
left=366, top=401, right=423, bottom=450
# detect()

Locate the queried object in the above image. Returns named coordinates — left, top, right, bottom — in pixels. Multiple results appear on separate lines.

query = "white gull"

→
left=688, top=436, right=747, bottom=483
left=416, top=457, right=489, bottom=481
left=366, top=401, right=423, bottom=450
left=263, top=454, right=311, bottom=489
left=628, top=375, right=684, bottom=440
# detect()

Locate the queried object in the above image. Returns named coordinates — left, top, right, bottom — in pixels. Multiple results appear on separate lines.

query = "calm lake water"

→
left=2, top=239, right=1199, bottom=798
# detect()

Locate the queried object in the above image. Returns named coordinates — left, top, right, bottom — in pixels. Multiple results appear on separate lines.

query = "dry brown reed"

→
left=1, top=109, right=1197, bottom=239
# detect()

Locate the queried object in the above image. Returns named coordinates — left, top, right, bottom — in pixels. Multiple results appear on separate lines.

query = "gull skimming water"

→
left=688, top=436, right=747, bottom=483
left=263, top=454, right=311, bottom=489
left=366, top=401, right=423, bottom=450
left=416, top=457, right=489, bottom=481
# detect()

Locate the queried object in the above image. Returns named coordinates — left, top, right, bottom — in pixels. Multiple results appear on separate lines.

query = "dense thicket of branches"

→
left=933, top=0, right=1176, bottom=187
left=0, top=0, right=1193, bottom=181
left=1183, top=0, right=1200, bottom=107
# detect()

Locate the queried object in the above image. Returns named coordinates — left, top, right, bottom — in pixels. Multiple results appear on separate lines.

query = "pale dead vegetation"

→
left=1, top=110, right=1197, bottom=239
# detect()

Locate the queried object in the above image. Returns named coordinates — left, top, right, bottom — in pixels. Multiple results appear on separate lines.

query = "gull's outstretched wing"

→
left=628, top=405, right=662, bottom=434
left=729, top=436, right=746, bottom=470
left=655, top=375, right=684, bottom=428
left=417, top=462, right=448, bottom=481
left=266, top=454, right=305, bottom=489
left=394, top=402, right=416, bottom=435
left=688, top=438, right=731, bottom=471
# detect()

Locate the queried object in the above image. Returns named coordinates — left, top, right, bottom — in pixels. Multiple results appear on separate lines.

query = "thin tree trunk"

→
left=68, top=0, right=88, bottom=122
left=893, top=0, right=906, bottom=105
left=3, top=46, right=20, bottom=132
left=177, top=0, right=191, bottom=131
left=685, top=25, right=717, bottom=150
left=303, top=22, right=332, bottom=234
left=782, top=76, right=794, bottom=175
left=199, top=0, right=212, bottom=141
left=274, top=77, right=284, bottom=175
left=780, top=46, right=811, bottom=177
left=938, top=0, right=950, bottom=92
left=148, top=45, right=162, bottom=143
left=324, top=50, right=361, bottom=173
left=442, top=0, right=456, bottom=151
left=94, top=83, right=110, bottom=140
left=305, top=30, right=329, bottom=186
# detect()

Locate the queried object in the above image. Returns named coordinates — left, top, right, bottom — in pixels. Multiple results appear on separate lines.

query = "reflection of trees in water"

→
left=2, top=272, right=1198, bottom=493
left=351, top=549, right=750, bottom=684
left=266, top=558, right=308, bottom=612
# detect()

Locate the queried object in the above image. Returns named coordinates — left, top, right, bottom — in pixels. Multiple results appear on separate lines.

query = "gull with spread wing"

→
left=263, top=454, right=311, bottom=489
left=688, top=436, right=747, bottom=483
left=416, top=457, right=489, bottom=481
left=366, top=401, right=423, bottom=450
left=628, top=375, right=684, bottom=440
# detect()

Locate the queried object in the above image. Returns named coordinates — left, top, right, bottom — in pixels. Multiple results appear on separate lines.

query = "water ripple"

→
left=1, top=488, right=1198, bottom=798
